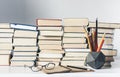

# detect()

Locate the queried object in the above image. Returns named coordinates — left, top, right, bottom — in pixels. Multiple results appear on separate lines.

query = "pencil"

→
left=83, top=26, right=93, bottom=52
left=97, top=33, right=105, bottom=52
left=95, top=18, right=98, bottom=51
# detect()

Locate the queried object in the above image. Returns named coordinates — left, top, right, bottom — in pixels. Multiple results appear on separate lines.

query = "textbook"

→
left=10, top=23, right=37, bottom=31
left=36, top=19, right=62, bottom=26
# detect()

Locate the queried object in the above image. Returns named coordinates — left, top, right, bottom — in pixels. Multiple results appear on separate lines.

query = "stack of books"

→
left=36, top=19, right=64, bottom=66
left=61, top=18, right=89, bottom=67
left=10, top=24, right=38, bottom=66
left=89, top=22, right=117, bottom=67
left=0, top=23, right=14, bottom=65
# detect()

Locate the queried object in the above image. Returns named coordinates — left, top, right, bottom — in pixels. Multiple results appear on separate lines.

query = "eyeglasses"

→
left=24, top=62, right=55, bottom=72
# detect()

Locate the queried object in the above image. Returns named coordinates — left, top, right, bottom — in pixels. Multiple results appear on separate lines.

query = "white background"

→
left=0, top=0, right=120, bottom=76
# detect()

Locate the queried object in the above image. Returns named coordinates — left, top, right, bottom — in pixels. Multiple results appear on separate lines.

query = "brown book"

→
left=64, top=27, right=85, bottom=32
left=63, top=18, right=89, bottom=26
left=63, top=44, right=87, bottom=49
left=36, top=19, right=62, bottom=26
left=63, top=37, right=86, bottom=44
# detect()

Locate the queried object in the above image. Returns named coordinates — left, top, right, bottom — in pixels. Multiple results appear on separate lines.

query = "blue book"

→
left=10, top=23, right=37, bottom=31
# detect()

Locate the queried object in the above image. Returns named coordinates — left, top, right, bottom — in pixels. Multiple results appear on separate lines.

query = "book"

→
left=64, top=49, right=90, bottom=52
left=98, top=28, right=114, bottom=34
left=105, top=56, right=114, bottom=62
left=11, top=56, right=36, bottom=61
left=38, top=27, right=62, bottom=31
left=13, top=38, right=37, bottom=46
left=0, top=38, right=12, bottom=43
left=38, top=58, right=61, bottom=62
left=0, top=50, right=11, bottom=54
left=102, top=44, right=113, bottom=49
left=0, top=29, right=14, bottom=33
left=98, top=38, right=113, bottom=44
left=65, top=52, right=88, bottom=57
left=101, top=49, right=117, bottom=56
left=0, top=43, right=12, bottom=50
left=40, top=50, right=64, bottom=54
left=14, top=46, right=38, bottom=51
left=14, top=30, right=38, bottom=38
left=39, top=45, right=62, bottom=50
left=63, top=18, right=89, bottom=26
left=62, top=57, right=86, bottom=61
left=89, top=22, right=120, bottom=29
left=0, top=54, right=10, bottom=65
left=36, top=19, right=62, bottom=26
left=63, top=37, right=86, bottom=44
left=38, top=36, right=61, bottom=40
left=61, top=61, right=86, bottom=67
left=0, top=33, right=13, bottom=38
left=38, top=53, right=63, bottom=58
left=38, top=40, right=62, bottom=45
left=64, top=33, right=85, bottom=37
left=10, top=23, right=37, bottom=31
left=64, top=27, right=85, bottom=32
left=0, top=23, right=10, bottom=28
left=10, top=61, right=34, bottom=66
left=13, top=52, right=37, bottom=56
left=40, top=31, right=63, bottom=36
left=63, top=44, right=87, bottom=49
left=98, top=33, right=113, bottom=38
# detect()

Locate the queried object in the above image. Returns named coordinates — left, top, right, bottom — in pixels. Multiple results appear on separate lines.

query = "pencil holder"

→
left=86, top=52, right=105, bottom=69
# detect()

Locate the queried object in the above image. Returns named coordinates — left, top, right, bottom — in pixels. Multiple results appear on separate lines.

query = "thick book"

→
left=38, top=36, right=62, bottom=40
left=65, top=52, right=88, bottom=57
left=0, top=43, right=12, bottom=50
left=63, top=44, right=87, bottom=49
left=38, top=40, right=62, bottom=45
left=39, top=45, right=62, bottom=50
left=62, top=57, right=86, bottom=61
left=64, top=27, right=85, bottom=32
left=63, top=18, right=89, bottom=26
left=10, top=23, right=37, bottom=31
left=36, top=19, right=62, bottom=26
left=10, top=61, right=34, bottom=66
left=98, top=28, right=114, bottom=34
left=64, top=33, right=85, bottom=37
left=64, top=49, right=90, bottom=52
left=14, top=46, right=38, bottom=52
left=0, top=33, right=13, bottom=38
left=0, top=38, right=12, bottom=43
left=0, top=54, right=10, bottom=65
left=40, top=31, right=63, bottom=36
left=13, top=38, right=37, bottom=46
left=0, top=28, right=14, bottom=33
left=38, top=26, right=62, bottom=31
left=0, top=23, right=10, bottom=28
left=38, top=53, right=63, bottom=58
left=63, top=37, right=86, bottom=44
left=89, top=22, right=120, bottom=29
left=101, top=49, right=117, bottom=56
left=40, top=50, right=64, bottom=54
left=14, top=30, right=38, bottom=38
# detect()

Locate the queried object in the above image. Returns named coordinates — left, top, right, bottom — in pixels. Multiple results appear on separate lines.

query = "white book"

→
left=0, top=38, right=12, bottom=43
left=0, top=50, right=11, bottom=54
left=37, top=61, right=59, bottom=66
left=65, top=49, right=90, bottom=52
left=65, top=52, right=88, bottom=57
left=14, top=30, right=38, bottom=38
left=0, top=23, right=10, bottom=28
left=10, top=61, right=34, bottom=66
left=13, top=38, right=37, bottom=46
left=38, top=27, right=62, bottom=31
left=38, top=53, right=63, bottom=58
left=11, top=24, right=37, bottom=31
left=11, top=57, right=36, bottom=61
left=0, top=43, right=12, bottom=50
left=0, top=33, right=13, bottom=38
left=64, top=33, right=85, bottom=37
left=40, top=31, right=63, bottom=36
left=0, top=29, right=14, bottom=33
left=14, top=46, right=38, bottom=51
